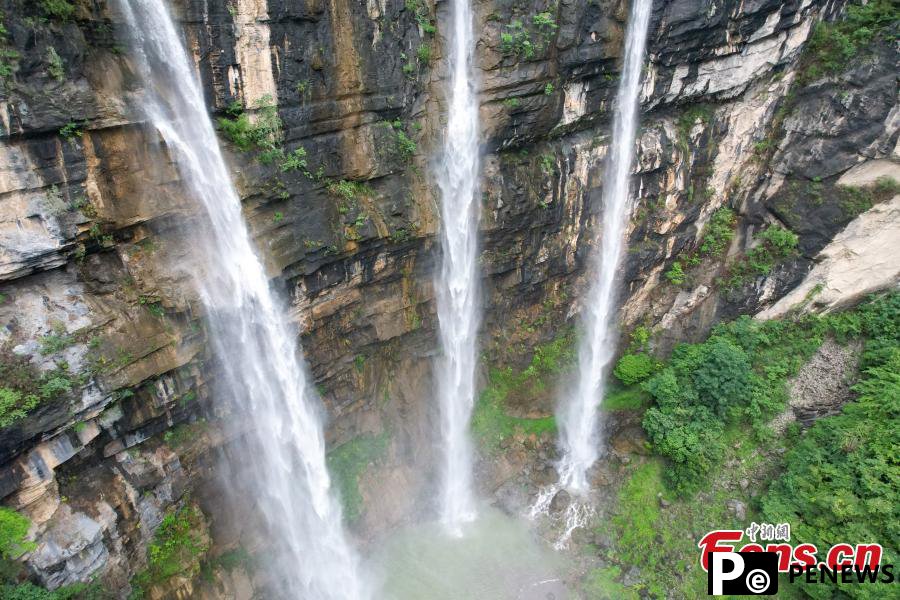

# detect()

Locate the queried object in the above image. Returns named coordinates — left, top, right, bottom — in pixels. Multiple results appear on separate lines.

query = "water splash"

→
left=117, top=2, right=364, bottom=597
left=526, top=483, right=595, bottom=550
left=554, top=501, right=596, bottom=550
left=434, top=0, right=481, bottom=532
left=556, top=0, right=653, bottom=493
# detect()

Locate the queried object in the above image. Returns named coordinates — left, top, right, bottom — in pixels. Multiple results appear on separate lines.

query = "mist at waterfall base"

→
left=117, top=1, right=365, bottom=598
left=556, top=0, right=653, bottom=493
left=369, top=507, right=569, bottom=599
left=433, top=0, right=483, bottom=531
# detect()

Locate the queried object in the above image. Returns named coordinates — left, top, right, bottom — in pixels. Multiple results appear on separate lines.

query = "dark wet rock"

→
left=549, top=489, right=572, bottom=514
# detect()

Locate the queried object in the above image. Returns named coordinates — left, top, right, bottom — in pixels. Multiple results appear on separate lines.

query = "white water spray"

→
left=118, top=2, right=364, bottom=597
left=434, top=0, right=481, bottom=531
left=557, top=0, right=653, bottom=492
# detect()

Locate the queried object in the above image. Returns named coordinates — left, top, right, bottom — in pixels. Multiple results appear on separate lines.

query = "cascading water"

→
left=434, top=0, right=481, bottom=531
left=118, top=2, right=364, bottom=598
left=557, top=0, right=653, bottom=492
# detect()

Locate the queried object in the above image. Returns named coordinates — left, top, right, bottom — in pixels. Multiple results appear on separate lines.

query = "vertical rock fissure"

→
left=434, top=0, right=482, bottom=532
left=117, top=1, right=364, bottom=597
left=557, top=0, right=653, bottom=492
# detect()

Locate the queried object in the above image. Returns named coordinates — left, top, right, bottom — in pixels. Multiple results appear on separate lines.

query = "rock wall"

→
left=0, top=0, right=896, bottom=596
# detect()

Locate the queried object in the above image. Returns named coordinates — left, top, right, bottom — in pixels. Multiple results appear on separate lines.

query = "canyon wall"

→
left=0, top=0, right=896, bottom=596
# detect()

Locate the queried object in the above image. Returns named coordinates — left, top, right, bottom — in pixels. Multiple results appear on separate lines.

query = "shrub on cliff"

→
left=39, top=0, right=74, bottom=21
left=761, top=295, right=900, bottom=599
left=613, top=352, right=655, bottom=385
left=0, top=349, right=78, bottom=429
left=639, top=294, right=898, bottom=495
left=0, top=508, right=33, bottom=561
left=129, top=503, right=209, bottom=596
left=800, top=0, right=898, bottom=82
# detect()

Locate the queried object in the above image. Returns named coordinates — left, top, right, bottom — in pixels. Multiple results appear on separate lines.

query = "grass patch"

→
left=601, top=385, right=649, bottom=412
left=0, top=347, right=80, bottom=428
left=326, top=432, right=389, bottom=523
left=837, top=175, right=900, bottom=219
left=471, top=332, right=575, bottom=452
left=798, top=0, right=898, bottom=84
left=130, top=503, right=209, bottom=597
left=720, top=224, right=798, bottom=290
left=596, top=295, right=899, bottom=599
left=761, top=293, right=900, bottom=600
left=582, top=565, right=640, bottom=600
left=664, top=207, right=736, bottom=288
left=675, top=104, right=713, bottom=154
left=611, top=460, right=666, bottom=563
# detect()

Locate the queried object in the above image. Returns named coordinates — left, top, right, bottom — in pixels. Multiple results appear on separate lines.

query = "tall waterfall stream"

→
left=119, top=1, right=364, bottom=597
left=557, top=0, right=653, bottom=492
left=434, top=0, right=482, bottom=532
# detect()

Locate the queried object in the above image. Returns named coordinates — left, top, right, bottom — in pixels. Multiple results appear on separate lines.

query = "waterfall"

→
left=118, top=2, right=364, bottom=598
left=434, top=0, right=481, bottom=531
left=557, top=0, right=653, bottom=492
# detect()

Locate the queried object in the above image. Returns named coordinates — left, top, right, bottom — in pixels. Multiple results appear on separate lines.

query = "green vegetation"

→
left=39, top=324, right=74, bottom=355
left=130, top=503, right=209, bottom=597
left=675, top=104, right=713, bottom=153
left=326, top=179, right=370, bottom=203
left=394, top=129, right=417, bottom=162
left=40, top=0, right=75, bottom=21
left=611, top=461, right=665, bottom=565
left=721, top=223, right=799, bottom=290
left=499, top=12, right=558, bottom=60
left=598, top=449, right=749, bottom=598
left=641, top=293, right=895, bottom=496
left=761, top=293, right=900, bottom=599
left=665, top=206, right=736, bottom=286
left=162, top=421, right=207, bottom=447
left=471, top=332, right=574, bottom=452
left=279, top=147, right=308, bottom=173
left=59, top=121, right=83, bottom=141
left=0, top=511, right=102, bottom=599
left=0, top=44, right=17, bottom=83
left=138, top=295, right=165, bottom=318
left=326, top=432, right=390, bottom=522
left=837, top=175, right=900, bottom=219
left=612, top=352, right=655, bottom=386
left=502, top=97, right=521, bottom=110
left=217, top=99, right=322, bottom=178
left=543, top=82, right=554, bottom=95
left=217, top=96, right=282, bottom=154
left=582, top=565, right=640, bottom=600
left=539, top=153, right=554, bottom=176
left=405, top=0, right=436, bottom=34
left=415, top=44, right=432, bottom=65
left=200, top=547, right=255, bottom=582
left=593, top=293, right=899, bottom=598
left=0, top=387, right=41, bottom=428
left=45, top=47, right=64, bottom=82
left=0, top=508, right=34, bottom=560
left=601, top=385, right=649, bottom=412
left=798, top=0, right=898, bottom=84
left=664, top=261, right=684, bottom=286
left=0, top=347, right=79, bottom=428
left=1, top=582, right=110, bottom=600
left=697, top=207, right=736, bottom=259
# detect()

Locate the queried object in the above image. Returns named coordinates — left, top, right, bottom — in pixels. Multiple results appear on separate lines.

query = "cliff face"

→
left=0, top=0, right=896, bottom=596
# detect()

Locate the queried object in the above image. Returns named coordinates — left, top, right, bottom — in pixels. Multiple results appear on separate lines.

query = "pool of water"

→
left=369, top=508, right=570, bottom=600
